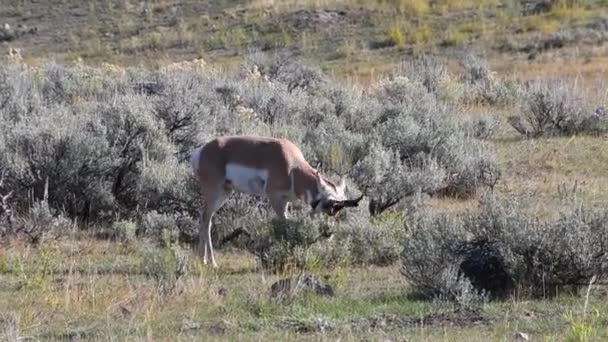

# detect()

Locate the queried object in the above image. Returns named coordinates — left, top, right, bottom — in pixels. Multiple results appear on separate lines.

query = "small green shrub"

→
left=249, top=204, right=406, bottom=272
left=141, top=244, right=187, bottom=295
left=311, top=208, right=407, bottom=266
left=253, top=217, right=329, bottom=273
left=111, top=220, right=137, bottom=242
left=141, top=211, right=179, bottom=247
left=374, top=0, right=430, bottom=16
left=442, top=29, right=468, bottom=46
left=387, top=24, right=405, bottom=48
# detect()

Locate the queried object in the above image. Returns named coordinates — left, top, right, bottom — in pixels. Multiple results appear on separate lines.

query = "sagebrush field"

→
left=1, top=0, right=608, bottom=341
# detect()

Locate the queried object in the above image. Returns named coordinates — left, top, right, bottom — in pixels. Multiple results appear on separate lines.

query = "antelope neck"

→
left=292, top=165, right=322, bottom=208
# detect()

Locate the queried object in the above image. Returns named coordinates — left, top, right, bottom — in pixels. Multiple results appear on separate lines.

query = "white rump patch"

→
left=190, top=146, right=203, bottom=174
left=225, top=163, right=269, bottom=196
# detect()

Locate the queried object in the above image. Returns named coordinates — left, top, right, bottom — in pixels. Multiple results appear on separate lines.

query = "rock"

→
left=315, top=318, right=332, bottom=333
left=588, top=16, right=608, bottom=31
left=270, top=273, right=334, bottom=303
left=0, top=22, right=37, bottom=42
left=280, top=317, right=333, bottom=333
left=521, top=0, right=553, bottom=16
left=0, top=24, right=16, bottom=42
left=513, top=331, right=530, bottom=341
left=181, top=318, right=201, bottom=331
left=207, top=319, right=235, bottom=336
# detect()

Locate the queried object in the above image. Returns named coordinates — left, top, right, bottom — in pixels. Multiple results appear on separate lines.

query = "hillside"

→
left=2, top=0, right=608, bottom=81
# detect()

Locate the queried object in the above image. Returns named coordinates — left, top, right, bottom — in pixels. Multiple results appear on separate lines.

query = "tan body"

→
left=190, top=135, right=360, bottom=267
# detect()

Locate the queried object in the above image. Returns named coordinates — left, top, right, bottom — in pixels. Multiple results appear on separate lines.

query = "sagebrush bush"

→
left=459, top=54, right=518, bottom=106
left=401, top=55, right=448, bottom=94
left=5, top=199, right=73, bottom=244
left=137, top=158, right=198, bottom=215
left=349, top=69, right=498, bottom=211
left=352, top=140, right=446, bottom=214
left=0, top=54, right=503, bottom=262
left=0, top=63, right=199, bottom=223
left=509, top=80, right=607, bottom=137
left=400, top=212, right=466, bottom=298
left=401, top=194, right=608, bottom=300
left=462, top=115, right=499, bottom=140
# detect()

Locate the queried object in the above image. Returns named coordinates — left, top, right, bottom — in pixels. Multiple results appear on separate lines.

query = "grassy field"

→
left=2, top=0, right=608, bottom=341
left=2, top=237, right=608, bottom=341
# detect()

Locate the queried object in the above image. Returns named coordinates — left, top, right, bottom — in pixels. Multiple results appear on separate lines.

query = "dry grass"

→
left=2, top=234, right=607, bottom=340
left=493, top=135, right=608, bottom=219
left=491, top=54, right=608, bottom=83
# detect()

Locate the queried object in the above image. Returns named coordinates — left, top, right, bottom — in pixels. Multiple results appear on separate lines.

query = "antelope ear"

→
left=314, top=170, right=323, bottom=191
left=336, top=178, right=346, bottom=193
left=315, top=170, right=329, bottom=189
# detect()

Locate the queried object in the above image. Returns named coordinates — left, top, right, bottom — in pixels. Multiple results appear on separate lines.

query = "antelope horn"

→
left=339, top=194, right=364, bottom=208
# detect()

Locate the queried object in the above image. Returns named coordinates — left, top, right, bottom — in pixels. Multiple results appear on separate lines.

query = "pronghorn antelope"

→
left=190, top=135, right=363, bottom=267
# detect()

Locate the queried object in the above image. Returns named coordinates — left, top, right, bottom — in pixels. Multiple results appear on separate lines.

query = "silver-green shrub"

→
left=509, top=80, right=608, bottom=137
left=0, top=64, right=197, bottom=222
left=401, top=194, right=608, bottom=300
left=311, top=207, right=407, bottom=266
left=459, top=54, right=518, bottom=106
left=347, top=72, right=498, bottom=213
left=0, top=54, right=500, bottom=262
left=462, top=114, right=499, bottom=140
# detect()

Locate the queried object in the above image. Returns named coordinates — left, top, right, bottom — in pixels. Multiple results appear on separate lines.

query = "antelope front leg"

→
left=205, top=214, right=218, bottom=268
left=270, top=195, right=289, bottom=220
left=200, top=211, right=218, bottom=268
left=197, top=209, right=209, bottom=264
left=198, top=189, right=229, bottom=268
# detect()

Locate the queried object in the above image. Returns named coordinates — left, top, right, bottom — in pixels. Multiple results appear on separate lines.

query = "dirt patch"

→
left=351, top=309, right=491, bottom=332
left=496, top=29, right=608, bottom=56
left=278, top=309, right=491, bottom=334
left=206, top=319, right=236, bottom=336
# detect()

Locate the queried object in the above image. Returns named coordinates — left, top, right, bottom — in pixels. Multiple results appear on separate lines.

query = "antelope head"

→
left=312, top=172, right=364, bottom=216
